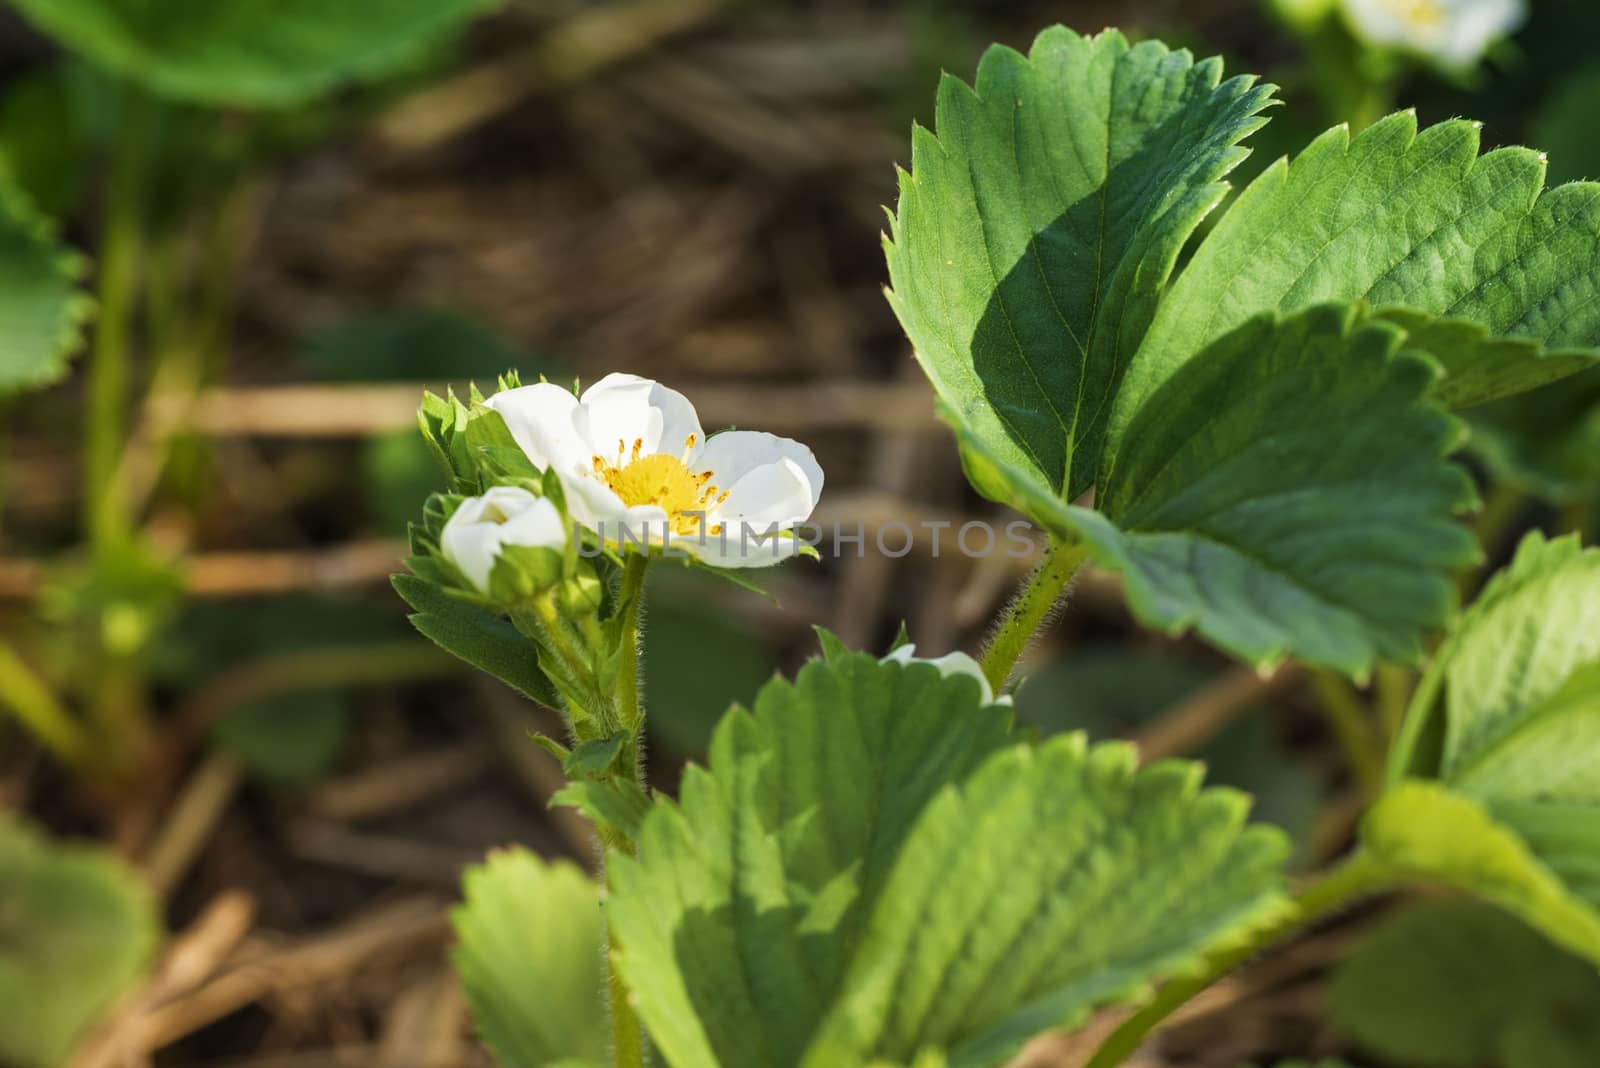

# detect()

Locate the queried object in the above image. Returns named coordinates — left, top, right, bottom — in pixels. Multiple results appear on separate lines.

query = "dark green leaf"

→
left=563, top=732, right=628, bottom=778
left=884, top=26, right=1275, bottom=503
left=212, top=692, right=348, bottom=787
left=1331, top=900, right=1600, bottom=1068
left=392, top=573, right=558, bottom=708
left=1118, top=112, right=1600, bottom=441
left=8, top=0, right=499, bottom=107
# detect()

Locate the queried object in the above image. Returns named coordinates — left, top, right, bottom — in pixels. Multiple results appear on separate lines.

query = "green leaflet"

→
left=452, top=848, right=609, bottom=1067
left=1389, top=531, right=1600, bottom=791
left=884, top=26, right=1275, bottom=503
left=1330, top=900, right=1600, bottom=1068
left=0, top=175, right=91, bottom=393
left=1367, top=532, right=1600, bottom=964
left=0, top=819, right=160, bottom=1068
left=608, top=653, right=1290, bottom=1068
left=1363, top=784, right=1600, bottom=965
left=7, top=0, right=498, bottom=108
left=1468, top=368, right=1600, bottom=503
left=950, top=305, right=1476, bottom=675
left=1116, top=110, right=1600, bottom=446
left=802, top=741, right=1289, bottom=1068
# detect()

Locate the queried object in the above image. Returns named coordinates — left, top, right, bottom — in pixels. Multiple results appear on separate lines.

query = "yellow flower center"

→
left=1392, top=0, right=1446, bottom=27
left=592, top=435, right=729, bottom=536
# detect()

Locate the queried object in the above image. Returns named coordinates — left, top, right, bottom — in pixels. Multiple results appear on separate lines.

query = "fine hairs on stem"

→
left=979, top=537, right=1091, bottom=695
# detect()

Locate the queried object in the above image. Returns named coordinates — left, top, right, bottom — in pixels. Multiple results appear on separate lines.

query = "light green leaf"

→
left=803, top=740, right=1290, bottom=1068
left=1331, top=899, right=1600, bottom=1068
left=0, top=819, right=160, bottom=1068
left=7, top=0, right=498, bottom=108
left=1364, top=783, right=1600, bottom=964
left=1431, top=531, right=1600, bottom=785
left=1369, top=533, right=1600, bottom=962
left=883, top=25, right=1275, bottom=503
left=966, top=304, right=1477, bottom=675
left=0, top=175, right=91, bottom=393
left=1117, top=111, right=1600, bottom=443
left=608, top=653, right=1288, bottom=1068
left=452, top=848, right=608, bottom=1067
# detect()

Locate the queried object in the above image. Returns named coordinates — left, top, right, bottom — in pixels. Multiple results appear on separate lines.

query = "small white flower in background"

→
left=486, top=373, right=823, bottom=568
left=1340, top=0, right=1525, bottom=69
left=882, top=644, right=1009, bottom=705
left=441, top=486, right=566, bottom=592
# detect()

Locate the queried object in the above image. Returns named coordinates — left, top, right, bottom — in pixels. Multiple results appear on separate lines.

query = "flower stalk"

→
left=980, top=537, right=1090, bottom=694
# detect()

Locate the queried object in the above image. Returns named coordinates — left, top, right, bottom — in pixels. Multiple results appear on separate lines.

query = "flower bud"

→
left=440, top=487, right=567, bottom=596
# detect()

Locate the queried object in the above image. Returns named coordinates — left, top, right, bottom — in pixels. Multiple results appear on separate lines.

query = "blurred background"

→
left=2, top=0, right=1598, bottom=1065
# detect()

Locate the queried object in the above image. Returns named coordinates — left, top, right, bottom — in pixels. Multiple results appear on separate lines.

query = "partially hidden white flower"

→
left=1340, top=0, right=1524, bottom=69
left=485, top=373, right=823, bottom=568
left=882, top=644, right=1009, bottom=706
left=441, top=486, right=566, bottom=592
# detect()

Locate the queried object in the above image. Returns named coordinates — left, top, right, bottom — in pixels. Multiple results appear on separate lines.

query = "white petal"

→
left=709, top=460, right=817, bottom=535
left=496, top=495, right=567, bottom=550
left=576, top=373, right=704, bottom=462
left=562, top=472, right=632, bottom=530
left=881, top=643, right=997, bottom=704
left=485, top=383, right=588, bottom=474
left=674, top=526, right=804, bottom=568
left=697, top=431, right=823, bottom=498
left=697, top=431, right=823, bottom=527
left=607, top=505, right=675, bottom=554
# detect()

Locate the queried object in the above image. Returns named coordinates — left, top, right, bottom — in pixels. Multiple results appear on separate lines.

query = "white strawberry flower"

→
left=440, top=486, right=566, bottom=592
left=485, top=373, right=823, bottom=568
left=882, top=644, right=1010, bottom=706
left=1340, top=0, right=1524, bottom=69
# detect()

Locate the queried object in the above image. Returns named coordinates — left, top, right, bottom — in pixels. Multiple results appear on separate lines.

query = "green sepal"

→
left=416, top=389, right=475, bottom=491
left=563, top=731, right=629, bottom=778
left=529, top=731, right=571, bottom=764
left=550, top=777, right=653, bottom=843
left=813, top=625, right=851, bottom=661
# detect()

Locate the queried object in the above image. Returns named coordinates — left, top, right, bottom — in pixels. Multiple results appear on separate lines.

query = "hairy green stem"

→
left=608, top=934, right=647, bottom=1068
left=1309, top=670, right=1386, bottom=799
left=0, top=643, right=96, bottom=771
left=615, top=553, right=649, bottom=733
left=980, top=538, right=1089, bottom=694
left=605, top=551, right=651, bottom=1067
left=1083, top=853, right=1395, bottom=1068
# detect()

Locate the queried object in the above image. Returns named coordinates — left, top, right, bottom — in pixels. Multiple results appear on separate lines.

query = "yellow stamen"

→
left=590, top=448, right=724, bottom=536
left=1392, top=0, right=1445, bottom=27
